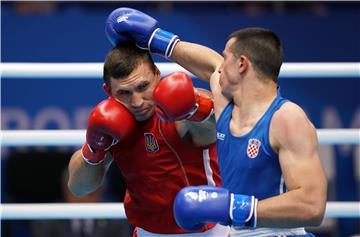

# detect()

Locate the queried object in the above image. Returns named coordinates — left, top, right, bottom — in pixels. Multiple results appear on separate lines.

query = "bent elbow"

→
left=305, top=181, right=327, bottom=226
left=67, top=181, right=84, bottom=197
left=306, top=205, right=326, bottom=226
left=308, top=214, right=324, bottom=227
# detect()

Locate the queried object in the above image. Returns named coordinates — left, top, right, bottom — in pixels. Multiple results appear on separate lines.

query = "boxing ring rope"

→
left=1, top=129, right=359, bottom=146
left=1, top=62, right=360, bottom=78
left=1, top=62, right=359, bottom=220
left=1, top=130, right=359, bottom=220
left=1, top=202, right=359, bottom=220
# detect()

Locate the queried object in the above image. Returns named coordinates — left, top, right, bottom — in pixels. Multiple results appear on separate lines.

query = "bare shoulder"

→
left=270, top=101, right=317, bottom=149
left=272, top=102, right=311, bottom=128
left=209, top=71, right=231, bottom=120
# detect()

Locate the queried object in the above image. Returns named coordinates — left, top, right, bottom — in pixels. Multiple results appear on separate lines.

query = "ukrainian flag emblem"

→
left=144, top=133, right=159, bottom=153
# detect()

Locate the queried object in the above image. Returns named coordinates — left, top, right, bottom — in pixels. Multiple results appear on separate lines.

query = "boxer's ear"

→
left=103, top=83, right=112, bottom=97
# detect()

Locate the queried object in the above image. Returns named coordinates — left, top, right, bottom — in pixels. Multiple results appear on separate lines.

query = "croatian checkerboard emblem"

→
left=247, top=138, right=261, bottom=158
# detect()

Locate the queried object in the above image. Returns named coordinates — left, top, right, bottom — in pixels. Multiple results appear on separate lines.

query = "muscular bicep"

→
left=271, top=103, right=327, bottom=208
left=278, top=124, right=324, bottom=193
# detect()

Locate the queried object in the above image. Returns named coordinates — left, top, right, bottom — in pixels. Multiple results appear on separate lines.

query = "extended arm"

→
left=171, top=42, right=229, bottom=119
left=105, top=7, right=229, bottom=119
left=170, top=41, right=223, bottom=85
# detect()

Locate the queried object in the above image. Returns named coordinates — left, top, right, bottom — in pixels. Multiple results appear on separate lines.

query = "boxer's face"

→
left=218, top=38, right=242, bottom=100
left=109, top=62, right=160, bottom=122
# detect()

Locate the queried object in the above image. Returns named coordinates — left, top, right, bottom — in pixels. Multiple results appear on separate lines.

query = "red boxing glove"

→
left=153, top=72, right=214, bottom=122
left=82, top=98, right=136, bottom=165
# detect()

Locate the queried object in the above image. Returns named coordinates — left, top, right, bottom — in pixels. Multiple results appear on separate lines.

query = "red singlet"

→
left=110, top=115, right=221, bottom=234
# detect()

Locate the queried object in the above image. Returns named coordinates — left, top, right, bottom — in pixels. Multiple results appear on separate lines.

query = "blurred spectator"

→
left=13, top=1, right=58, bottom=15
left=30, top=168, right=131, bottom=237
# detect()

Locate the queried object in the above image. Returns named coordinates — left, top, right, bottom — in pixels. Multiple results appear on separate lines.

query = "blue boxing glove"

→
left=173, top=186, right=231, bottom=232
left=173, top=186, right=258, bottom=232
left=105, top=7, right=179, bottom=58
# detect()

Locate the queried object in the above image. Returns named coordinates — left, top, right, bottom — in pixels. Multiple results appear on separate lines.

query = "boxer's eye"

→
left=137, top=82, right=149, bottom=92
left=117, top=90, right=131, bottom=96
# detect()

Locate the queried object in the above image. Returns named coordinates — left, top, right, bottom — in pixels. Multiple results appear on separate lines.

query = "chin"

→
left=135, top=109, right=154, bottom=122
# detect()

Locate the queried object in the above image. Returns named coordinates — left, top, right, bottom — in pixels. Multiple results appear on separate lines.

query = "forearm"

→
left=256, top=188, right=326, bottom=227
left=186, top=114, right=216, bottom=146
left=67, top=150, right=112, bottom=197
left=170, top=41, right=223, bottom=82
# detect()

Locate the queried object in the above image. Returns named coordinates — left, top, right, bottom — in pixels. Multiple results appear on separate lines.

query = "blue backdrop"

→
left=1, top=2, right=359, bottom=236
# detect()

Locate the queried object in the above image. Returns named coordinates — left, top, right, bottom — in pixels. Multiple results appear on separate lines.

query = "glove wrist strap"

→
left=244, top=198, right=258, bottom=228
left=186, top=90, right=214, bottom=122
left=231, top=194, right=258, bottom=228
left=81, top=143, right=106, bottom=166
left=149, top=28, right=180, bottom=58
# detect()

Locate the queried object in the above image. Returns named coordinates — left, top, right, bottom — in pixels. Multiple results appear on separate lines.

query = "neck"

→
left=232, top=75, right=278, bottom=118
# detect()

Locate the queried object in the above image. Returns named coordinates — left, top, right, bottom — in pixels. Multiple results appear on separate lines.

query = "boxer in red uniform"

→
left=68, top=43, right=229, bottom=236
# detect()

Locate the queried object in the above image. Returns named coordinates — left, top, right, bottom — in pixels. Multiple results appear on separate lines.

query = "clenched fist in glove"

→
left=173, top=186, right=258, bottom=232
left=82, top=98, right=136, bottom=165
left=153, top=72, right=214, bottom=122
left=105, top=7, right=179, bottom=58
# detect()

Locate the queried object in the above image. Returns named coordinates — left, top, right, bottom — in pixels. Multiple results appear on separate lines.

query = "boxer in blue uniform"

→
left=106, top=8, right=327, bottom=236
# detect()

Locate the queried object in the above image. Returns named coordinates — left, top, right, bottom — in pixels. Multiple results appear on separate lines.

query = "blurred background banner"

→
left=1, top=1, right=359, bottom=237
